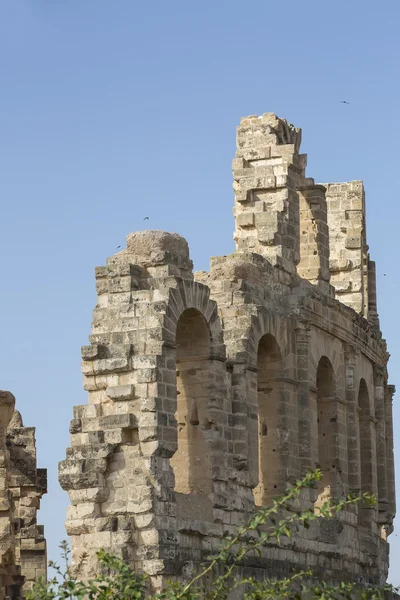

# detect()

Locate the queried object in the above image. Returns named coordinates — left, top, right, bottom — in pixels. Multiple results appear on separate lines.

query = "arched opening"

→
left=170, top=308, right=213, bottom=497
left=358, top=379, right=375, bottom=528
left=254, top=334, right=283, bottom=506
left=316, top=356, right=337, bottom=505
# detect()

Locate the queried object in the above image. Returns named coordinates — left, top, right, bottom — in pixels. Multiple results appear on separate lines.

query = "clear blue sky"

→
left=1, top=0, right=400, bottom=585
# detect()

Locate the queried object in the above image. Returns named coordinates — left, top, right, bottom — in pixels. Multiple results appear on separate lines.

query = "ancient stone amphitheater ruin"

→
left=1, top=112, right=396, bottom=597
left=58, top=113, right=396, bottom=587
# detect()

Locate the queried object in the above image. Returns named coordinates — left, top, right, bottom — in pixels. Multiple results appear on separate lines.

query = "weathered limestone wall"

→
left=0, top=392, right=47, bottom=599
left=297, top=184, right=331, bottom=293
left=60, top=113, right=395, bottom=588
left=324, top=181, right=368, bottom=315
left=233, top=114, right=303, bottom=276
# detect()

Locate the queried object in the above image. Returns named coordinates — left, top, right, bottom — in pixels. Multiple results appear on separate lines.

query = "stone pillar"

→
left=233, top=113, right=303, bottom=278
left=0, top=392, right=27, bottom=600
left=297, top=183, right=331, bottom=294
left=324, top=181, right=368, bottom=315
left=368, top=259, right=380, bottom=329
left=0, top=393, right=17, bottom=600
left=385, top=384, right=396, bottom=532
left=344, top=346, right=360, bottom=495
left=357, top=371, right=378, bottom=532
left=7, top=412, right=47, bottom=594
left=336, top=393, right=350, bottom=499
left=373, top=366, right=388, bottom=523
left=295, top=322, right=313, bottom=475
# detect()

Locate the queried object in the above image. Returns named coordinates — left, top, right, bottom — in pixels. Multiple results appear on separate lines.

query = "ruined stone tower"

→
left=59, top=113, right=395, bottom=585
left=0, top=391, right=47, bottom=599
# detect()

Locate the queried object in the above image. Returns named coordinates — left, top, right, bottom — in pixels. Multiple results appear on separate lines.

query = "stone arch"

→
left=308, top=332, right=346, bottom=497
left=352, top=357, right=375, bottom=419
left=254, top=333, right=285, bottom=505
left=237, top=309, right=298, bottom=499
left=315, top=356, right=339, bottom=505
left=165, top=280, right=226, bottom=361
left=245, top=310, right=292, bottom=373
left=163, top=281, right=228, bottom=500
left=308, top=332, right=344, bottom=394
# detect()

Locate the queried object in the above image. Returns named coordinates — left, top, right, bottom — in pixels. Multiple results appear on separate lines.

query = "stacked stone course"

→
left=0, top=391, right=47, bottom=599
left=59, top=113, right=395, bottom=588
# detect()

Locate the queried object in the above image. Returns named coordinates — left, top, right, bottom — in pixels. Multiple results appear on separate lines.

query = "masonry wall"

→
left=324, top=181, right=368, bottom=315
left=0, top=392, right=47, bottom=599
left=60, top=114, right=395, bottom=589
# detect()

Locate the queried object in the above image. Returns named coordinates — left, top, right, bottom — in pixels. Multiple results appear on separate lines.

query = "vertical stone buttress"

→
left=367, top=260, right=380, bottom=329
left=8, top=411, right=47, bottom=594
left=344, top=346, right=360, bottom=496
left=373, top=366, right=388, bottom=526
left=0, top=392, right=21, bottom=600
left=358, top=371, right=378, bottom=533
left=233, top=113, right=332, bottom=291
left=385, top=385, right=396, bottom=534
left=295, top=322, right=313, bottom=474
left=324, top=182, right=368, bottom=314
left=233, top=113, right=302, bottom=278
left=297, top=184, right=331, bottom=294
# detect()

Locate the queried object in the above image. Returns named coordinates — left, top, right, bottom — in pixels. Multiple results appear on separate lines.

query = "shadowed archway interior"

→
left=254, top=333, right=283, bottom=506
left=316, top=356, right=338, bottom=505
left=170, top=308, right=213, bottom=497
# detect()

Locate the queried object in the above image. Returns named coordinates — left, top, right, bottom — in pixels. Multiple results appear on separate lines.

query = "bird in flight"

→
left=340, top=100, right=350, bottom=104
left=117, top=245, right=121, bottom=249
left=143, top=216, right=149, bottom=221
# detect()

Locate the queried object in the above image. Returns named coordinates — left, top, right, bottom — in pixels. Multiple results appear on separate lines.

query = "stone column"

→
left=335, top=388, right=350, bottom=500
left=233, top=113, right=303, bottom=279
left=7, top=414, right=47, bottom=594
left=294, top=321, right=318, bottom=510
left=0, top=392, right=23, bottom=600
left=373, top=366, right=388, bottom=523
left=295, top=322, right=313, bottom=475
left=358, top=370, right=378, bottom=532
left=385, top=384, right=396, bottom=533
left=324, top=181, right=367, bottom=315
left=297, top=184, right=331, bottom=294
left=344, top=346, right=360, bottom=495
left=368, top=259, right=380, bottom=329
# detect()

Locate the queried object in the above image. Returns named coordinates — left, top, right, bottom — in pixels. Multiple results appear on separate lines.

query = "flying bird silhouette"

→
left=143, top=217, right=149, bottom=221
left=340, top=100, right=350, bottom=104
left=117, top=246, right=121, bottom=249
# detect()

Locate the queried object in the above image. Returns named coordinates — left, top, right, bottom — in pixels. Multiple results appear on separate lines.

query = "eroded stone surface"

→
left=0, top=392, right=47, bottom=599
left=60, top=113, right=395, bottom=588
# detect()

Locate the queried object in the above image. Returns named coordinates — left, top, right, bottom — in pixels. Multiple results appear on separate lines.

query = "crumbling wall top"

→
left=0, top=391, right=47, bottom=596
left=237, top=112, right=302, bottom=156
left=111, top=230, right=193, bottom=276
left=0, top=390, right=15, bottom=429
